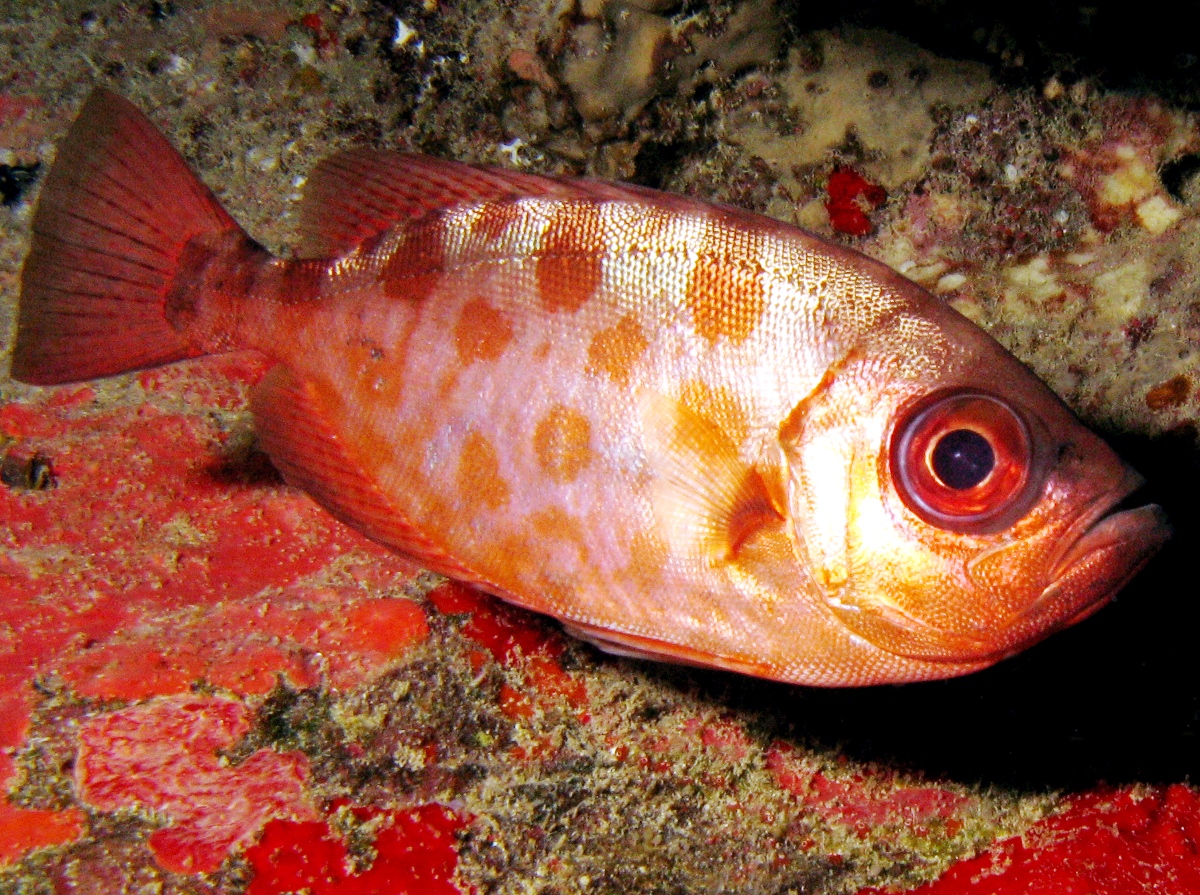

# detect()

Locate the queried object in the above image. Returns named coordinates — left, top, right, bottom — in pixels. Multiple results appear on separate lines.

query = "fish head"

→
left=779, top=300, right=1170, bottom=668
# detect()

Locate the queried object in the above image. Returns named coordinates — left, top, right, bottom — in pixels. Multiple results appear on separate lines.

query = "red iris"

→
left=890, top=391, right=1035, bottom=534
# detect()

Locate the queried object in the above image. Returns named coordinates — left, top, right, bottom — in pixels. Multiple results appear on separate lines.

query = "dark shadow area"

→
left=632, top=139, right=708, bottom=192
left=778, top=0, right=1200, bottom=105
left=205, top=431, right=284, bottom=488
left=0, top=162, right=41, bottom=208
left=1161, top=154, right=1200, bottom=202
left=680, top=428, right=1200, bottom=792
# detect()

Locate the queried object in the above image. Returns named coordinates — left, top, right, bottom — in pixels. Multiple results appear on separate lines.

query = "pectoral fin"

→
left=637, top=390, right=781, bottom=566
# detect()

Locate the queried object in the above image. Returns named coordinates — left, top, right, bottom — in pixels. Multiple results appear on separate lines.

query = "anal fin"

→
left=562, top=620, right=769, bottom=678
left=251, top=365, right=478, bottom=581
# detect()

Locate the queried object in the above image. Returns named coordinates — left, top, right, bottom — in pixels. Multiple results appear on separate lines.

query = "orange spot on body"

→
left=457, top=432, right=511, bottom=509
left=340, top=338, right=399, bottom=403
left=530, top=506, right=591, bottom=563
left=471, top=202, right=525, bottom=245
left=536, top=203, right=605, bottom=313
left=621, top=530, right=668, bottom=593
left=686, top=220, right=766, bottom=344
left=455, top=297, right=514, bottom=363
left=479, top=536, right=575, bottom=614
left=525, top=574, right=578, bottom=615
left=534, top=405, right=593, bottom=483
left=486, top=534, right=538, bottom=593
left=381, top=217, right=446, bottom=303
left=679, top=379, right=752, bottom=446
left=620, top=206, right=674, bottom=253
left=586, top=313, right=649, bottom=385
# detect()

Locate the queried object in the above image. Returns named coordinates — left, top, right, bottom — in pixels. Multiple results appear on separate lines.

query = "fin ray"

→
left=562, top=620, right=770, bottom=677
left=295, top=150, right=705, bottom=258
left=252, top=366, right=481, bottom=581
left=638, top=390, right=781, bottom=565
left=11, top=89, right=243, bottom=385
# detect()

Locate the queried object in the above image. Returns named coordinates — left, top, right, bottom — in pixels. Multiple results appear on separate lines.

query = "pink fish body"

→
left=10, top=90, right=1169, bottom=686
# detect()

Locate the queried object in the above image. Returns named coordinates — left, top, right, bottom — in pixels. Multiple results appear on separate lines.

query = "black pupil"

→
left=931, top=429, right=995, bottom=490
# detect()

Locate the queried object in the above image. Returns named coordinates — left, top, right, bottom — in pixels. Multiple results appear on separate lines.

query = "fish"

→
left=8, top=89, right=1170, bottom=686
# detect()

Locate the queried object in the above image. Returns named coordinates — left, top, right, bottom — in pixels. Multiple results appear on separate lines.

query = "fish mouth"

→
left=1028, top=477, right=1170, bottom=632
left=821, top=470, right=1168, bottom=666
left=1048, top=473, right=1169, bottom=581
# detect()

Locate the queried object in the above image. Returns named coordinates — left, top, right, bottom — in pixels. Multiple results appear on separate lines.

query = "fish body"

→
left=10, top=90, right=1169, bottom=686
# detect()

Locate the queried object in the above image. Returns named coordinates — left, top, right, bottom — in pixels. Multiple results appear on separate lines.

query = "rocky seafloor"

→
left=3, top=1, right=1200, bottom=893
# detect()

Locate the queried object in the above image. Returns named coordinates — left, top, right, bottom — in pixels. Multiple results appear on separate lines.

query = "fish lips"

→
left=906, top=477, right=1170, bottom=664
left=1023, top=484, right=1170, bottom=640
left=827, top=484, right=1169, bottom=667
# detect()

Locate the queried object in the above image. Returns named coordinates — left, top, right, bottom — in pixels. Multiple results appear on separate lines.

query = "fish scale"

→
left=9, top=89, right=1170, bottom=686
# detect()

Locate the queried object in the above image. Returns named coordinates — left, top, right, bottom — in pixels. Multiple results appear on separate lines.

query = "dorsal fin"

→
left=294, top=150, right=690, bottom=258
left=251, top=365, right=479, bottom=581
left=638, top=390, right=782, bottom=566
left=296, top=151, right=564, bottom=257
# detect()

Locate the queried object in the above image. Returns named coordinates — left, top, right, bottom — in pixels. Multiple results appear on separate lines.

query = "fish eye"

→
left=931, top=429, right=994, bottom=490
left=890, top=391, right=1034, bottom=534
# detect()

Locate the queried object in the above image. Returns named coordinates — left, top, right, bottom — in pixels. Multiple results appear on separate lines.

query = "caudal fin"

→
left=10, top=89, right=242, bottom=385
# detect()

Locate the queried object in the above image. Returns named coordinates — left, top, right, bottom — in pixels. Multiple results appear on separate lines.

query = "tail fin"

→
left=10, top=89, right=243, bottom=385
